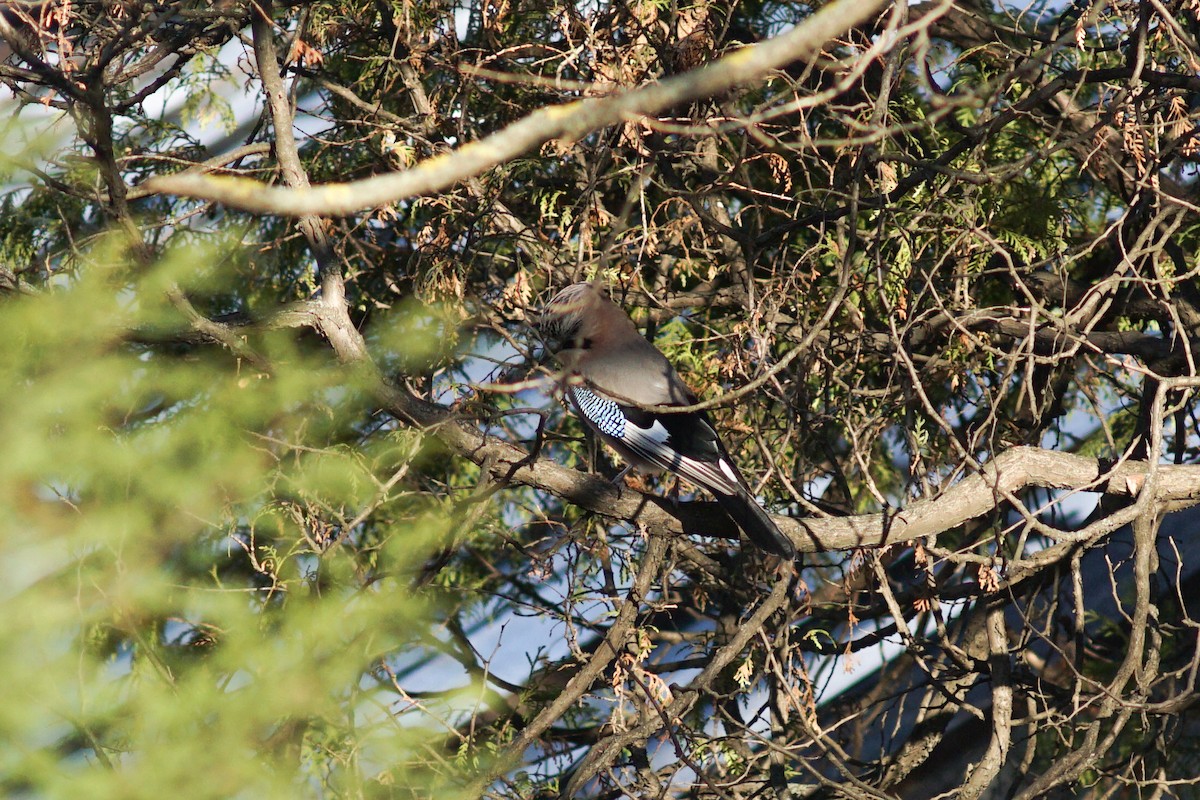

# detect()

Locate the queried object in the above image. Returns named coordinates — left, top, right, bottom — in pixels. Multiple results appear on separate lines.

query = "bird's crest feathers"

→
left=537, top=282, right=601, bottom=343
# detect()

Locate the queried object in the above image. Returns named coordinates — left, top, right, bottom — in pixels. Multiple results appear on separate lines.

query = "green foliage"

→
left=0, top=237, right=460, bottom=798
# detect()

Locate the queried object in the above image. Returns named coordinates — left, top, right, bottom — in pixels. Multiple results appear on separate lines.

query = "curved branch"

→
left=153, top=302, right=1200, bottom=553
left=141, top=0, right=892, bottom=215
left=369, top=361, right=1200, bottom=553
left=792, top=447, right=1200, bottom=551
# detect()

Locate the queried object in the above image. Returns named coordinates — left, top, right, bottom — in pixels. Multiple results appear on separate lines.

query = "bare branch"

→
left=141, top=0, right=893, bottom=215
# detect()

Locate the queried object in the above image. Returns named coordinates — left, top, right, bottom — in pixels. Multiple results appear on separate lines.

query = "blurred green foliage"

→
left=0, top=232, right=462, bottom=798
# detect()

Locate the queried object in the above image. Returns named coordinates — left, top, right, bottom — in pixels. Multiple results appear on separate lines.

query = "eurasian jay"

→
left=539, top=282, right=797, bottom=559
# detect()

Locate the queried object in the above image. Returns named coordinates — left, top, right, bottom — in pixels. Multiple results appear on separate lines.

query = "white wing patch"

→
left=717, top=459, right=741, bottom=486
left=620, top=421, right=742, bottom=497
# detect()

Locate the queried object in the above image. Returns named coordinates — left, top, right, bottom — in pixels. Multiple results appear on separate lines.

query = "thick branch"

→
left=367, top=359, right=1200, bottom=552
left=787, top=447, right=1200, bottom=551
left=151, top=301, right=1200, bottom=553
left=250, top=0, right=357, bottom=356
left=141, top=0, right=892, bottom=215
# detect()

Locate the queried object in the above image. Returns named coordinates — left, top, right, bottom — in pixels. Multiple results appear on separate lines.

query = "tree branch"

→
left=141, top=0, right=892, bottom=215
left=387, top=380, right=1200, bottom=552
left=466, top=535, right=669, bottom=794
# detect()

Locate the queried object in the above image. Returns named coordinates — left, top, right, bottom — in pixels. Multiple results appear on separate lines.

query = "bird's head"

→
left=535, top=282, right=603, bottom=357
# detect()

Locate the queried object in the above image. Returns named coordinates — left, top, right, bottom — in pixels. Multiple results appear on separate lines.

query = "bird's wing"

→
left=569, top=386, right=743, bottom=496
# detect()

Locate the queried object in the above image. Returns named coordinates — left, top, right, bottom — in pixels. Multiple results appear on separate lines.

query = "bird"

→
left=537, top=281, right=797, bottom=559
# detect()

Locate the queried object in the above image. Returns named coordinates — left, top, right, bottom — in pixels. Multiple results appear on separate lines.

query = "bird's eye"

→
left=579, top=337, right=594, bottom=350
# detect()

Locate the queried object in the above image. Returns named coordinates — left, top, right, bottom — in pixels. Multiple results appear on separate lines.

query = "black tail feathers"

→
left=715, top=491, right=797, bottom=559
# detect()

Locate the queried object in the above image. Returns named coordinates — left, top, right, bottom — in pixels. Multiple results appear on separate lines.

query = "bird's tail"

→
left=715, top=490, right=797, bottom=559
